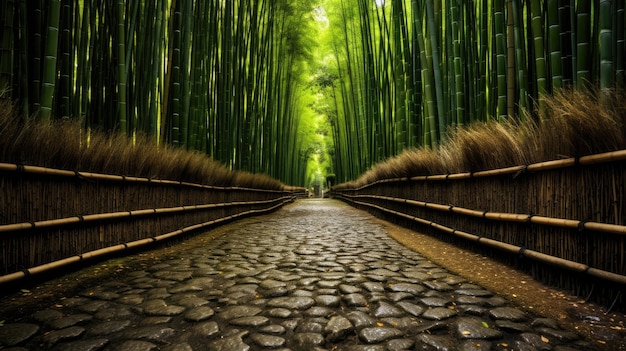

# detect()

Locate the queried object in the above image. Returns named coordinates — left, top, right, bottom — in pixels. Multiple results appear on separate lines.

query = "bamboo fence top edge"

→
left=0, top=162, right=299, bottom=194
left=335, top=149, right=626, bottom=191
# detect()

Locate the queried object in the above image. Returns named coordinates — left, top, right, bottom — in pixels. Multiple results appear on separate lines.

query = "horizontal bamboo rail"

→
left=337, top=195, right=626, bottom=286
left=0, top=199, right=290, bottom=285
left=0, top=162, right=291, bottom=193
left=0, top=197, right=292, bottom=234
left=1, top=162, right=304, bottom=284
left=345, top=194, right=626, bottom=236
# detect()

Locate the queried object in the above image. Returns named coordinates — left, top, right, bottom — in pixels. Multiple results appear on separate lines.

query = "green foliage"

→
left=1, top=0, right=324, bottom=186
left=319, top=0, right=626, bottom=183
left=2, top=1, right=625, bottom=186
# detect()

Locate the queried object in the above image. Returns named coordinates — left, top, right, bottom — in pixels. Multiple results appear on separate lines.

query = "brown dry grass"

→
left=0, top=101, right=287, bottom=191
left=335, top=88, right=626, bottom=190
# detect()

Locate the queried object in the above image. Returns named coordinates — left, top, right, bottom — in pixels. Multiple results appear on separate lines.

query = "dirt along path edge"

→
left=369, top=212, right=626, bottom=350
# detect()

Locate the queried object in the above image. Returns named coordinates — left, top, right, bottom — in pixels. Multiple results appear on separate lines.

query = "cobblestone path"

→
left=0, top=199, right=593, bottom=351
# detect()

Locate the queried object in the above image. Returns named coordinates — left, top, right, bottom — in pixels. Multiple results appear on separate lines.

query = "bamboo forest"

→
left=1, top=0, right=625, bottom=187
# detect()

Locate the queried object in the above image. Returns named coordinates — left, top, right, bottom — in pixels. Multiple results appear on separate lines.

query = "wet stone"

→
left=32, top=309, right=63, bottom=323
left=443, top=275, right=467, bottom=285
left=455, top=289, right=493, bottom=297
left=305, top=306, right=333, bottom=317
left=262, top=286, right=289, bottom=297
left=387, top=292, right=414, bottom=302
left=422, top=307, right=457, bottom=321
left=423, top=281, right=454, bottom=291
left=296, top=320, right=324, bottom=333
left=457, top=305, right=487, bottom=316
left=123, top=326, right=175, bottom=344
left=0, top=323, right=39, bottom=346
left=386, top=338, right=415, bottom=350
left=346, top=311, right=377, bottom=328
left=94, top=306, right=133, bottom=320
left=49, top=314, right=93, bottom=330
left=175, top=295, right=209, bottom=307
left=267, top=308, right=292, bottom=318
left=153, top=270, right=193, bottom=282
left=359, top=327, right=404, bottom=343
left=343, top=293, right=368, bottom=307
left=141, top=317, right=172, bottom=325
left=299, top=277, right=320, bottom=285
left=229, top=316, right=270, bottom=327
left=143, top=300, right=185, bottom=316
left=315, top=294, right=341, bottom=307
left=218, top=305, right=263, bottom=320
left=88, top=320, right=131, bottom=335
left=459, top=340, right=493, bottom=351
left=339, top=284, right=362, bottom=294
left=521, top=333, right=553, bottom=350
left=259, top=325, right=286, bottom=335
left=193, top=321, right=220, bottom=338
left=455, top=317, right=503, bottom=339
left=267, top=296, right=315, bottom=310
left=372, top=301, right=405, bottom=318
left=532, top=318, right=560, bottom=329
left=417, top=333, right=457, bottom=351
left=396, top=301, right=424, bottom=317
left=318, top=280, right=342, bottom=288
left=496, top=320, right=531, bottom=333
left=325, top=315, right=354, bottom=342
left=291, top=333, right=325, bottom=348
left=117, top=294, right=145, bottom=305
left=535, top=327, right=579, bottom=342
left=184, top=306, right=215, bottom=322
left=485, top=296, right=507, bottom=307
left=208, top=331, right=250, bottom=351
left=455, top=296, right=487, bottom=306
left=361, top=282, right=385, bottom=292
left=116, top=340, right=157, bottom=351
left=401, top=271, right=429, bottom=281
left=56, top=338, right=109, bottom=351
left=387, top=283, right=425, bottom=295
left=250, top=333, right=286, bottom=348
left=420, top=297, right=452, bottom=307
left=78, top=301, right=110, bottom=313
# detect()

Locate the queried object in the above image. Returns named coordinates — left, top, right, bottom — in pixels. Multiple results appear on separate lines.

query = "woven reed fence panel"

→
left=0, top=167, right=299, bottom=278
left=332, top=160, right=626, bottom=308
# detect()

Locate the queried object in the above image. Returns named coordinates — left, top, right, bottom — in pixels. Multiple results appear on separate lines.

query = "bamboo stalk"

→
left=0, top=196, right=294, bottom=234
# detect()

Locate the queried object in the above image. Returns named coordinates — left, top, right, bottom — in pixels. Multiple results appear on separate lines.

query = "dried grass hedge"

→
left=336, top=89, right=626, bottom=189
left=0, top=101, right=285, bottom=190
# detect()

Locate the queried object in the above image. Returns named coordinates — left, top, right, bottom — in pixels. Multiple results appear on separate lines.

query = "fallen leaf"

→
left=481, top=321, right=489, bottom=328
left=541, top=336, right=549, bottom=343
left=376, top=322, right=384, bottom=327
left=461, top=330, right=471, bottom=335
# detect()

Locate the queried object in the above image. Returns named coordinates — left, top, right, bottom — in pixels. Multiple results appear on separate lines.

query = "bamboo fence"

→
left=0, top=163, right=304, bottom=284
left=332, top=150, right=626, bottom=310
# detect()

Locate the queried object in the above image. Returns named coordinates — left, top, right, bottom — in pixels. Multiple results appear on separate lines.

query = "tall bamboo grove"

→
left=0, top=0, right=320, bottom=186
left=322, top=0, right=626, bottom=183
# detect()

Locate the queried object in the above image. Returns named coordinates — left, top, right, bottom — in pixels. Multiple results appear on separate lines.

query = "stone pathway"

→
left=0, top=199, right=593, bottom=350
